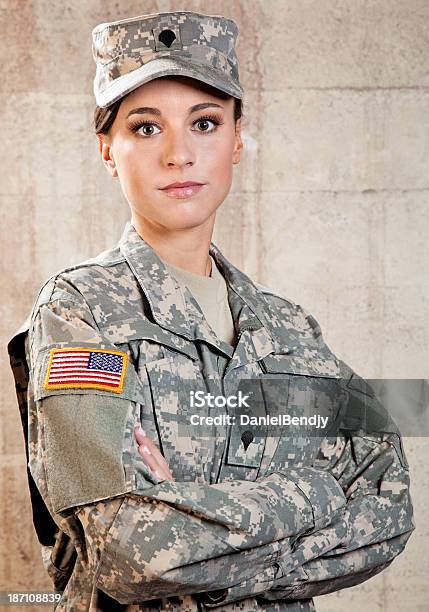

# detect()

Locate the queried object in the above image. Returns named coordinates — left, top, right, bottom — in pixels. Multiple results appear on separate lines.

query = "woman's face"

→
left=98, top=76, right=243, bottom=231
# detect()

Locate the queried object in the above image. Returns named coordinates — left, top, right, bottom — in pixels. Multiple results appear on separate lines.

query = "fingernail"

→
left=154, top=470, right=164, bottom=481
left=142, top=446, right=151, bottom=455
left=137, top=425, right=146, bottom=437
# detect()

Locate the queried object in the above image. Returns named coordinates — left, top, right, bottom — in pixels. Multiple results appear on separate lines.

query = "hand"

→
left=134, top=425, right=175, bottom=482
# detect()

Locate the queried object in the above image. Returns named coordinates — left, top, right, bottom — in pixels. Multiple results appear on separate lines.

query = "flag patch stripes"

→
left=44, top=348, right=128, bottom=393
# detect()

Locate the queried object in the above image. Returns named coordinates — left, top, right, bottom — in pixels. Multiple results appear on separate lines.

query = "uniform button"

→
left=241, top=430, right=254, bottom=450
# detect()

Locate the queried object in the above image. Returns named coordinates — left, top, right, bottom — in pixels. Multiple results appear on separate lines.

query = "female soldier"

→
left=8, top=9, right=414, bottom=612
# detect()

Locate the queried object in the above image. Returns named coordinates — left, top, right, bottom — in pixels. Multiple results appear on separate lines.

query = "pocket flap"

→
left=102, top=317, right=199, bottom=361
left=261, top=353, right=340, bottom=378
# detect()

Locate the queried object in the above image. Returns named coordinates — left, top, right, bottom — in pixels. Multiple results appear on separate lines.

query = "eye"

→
left=131, top=122, right=161, bottom=137
left=193, top=115, right=223, bottom=134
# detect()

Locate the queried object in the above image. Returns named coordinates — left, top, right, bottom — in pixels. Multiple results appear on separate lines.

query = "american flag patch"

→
left=44, top=348, right=128, bottom=393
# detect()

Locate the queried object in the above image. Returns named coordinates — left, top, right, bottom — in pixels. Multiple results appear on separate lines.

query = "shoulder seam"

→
left=28, top=276, right=103, bottom=357
left=30, top=274, right=59, bottom=315
left=38, top=294, right=85, bottom=308
left=47, top=275, right=58, bottom=302
left=48, top=275, right=103, bottom=334
left=30, top=257, right=125, bottom=313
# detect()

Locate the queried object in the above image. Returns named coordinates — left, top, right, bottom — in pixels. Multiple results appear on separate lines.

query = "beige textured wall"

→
left=1, top=1, right=428, bottom=610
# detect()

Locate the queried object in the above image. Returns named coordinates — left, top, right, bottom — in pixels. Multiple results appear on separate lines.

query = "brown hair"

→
left=93, top=75, right=243, bottom=135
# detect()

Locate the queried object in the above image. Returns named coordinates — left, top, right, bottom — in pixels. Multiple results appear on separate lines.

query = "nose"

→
left=162, top=129, right=195, bottom=168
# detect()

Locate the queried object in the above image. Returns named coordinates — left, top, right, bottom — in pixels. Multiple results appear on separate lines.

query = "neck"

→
left=130, top=211, right=216, bottom=276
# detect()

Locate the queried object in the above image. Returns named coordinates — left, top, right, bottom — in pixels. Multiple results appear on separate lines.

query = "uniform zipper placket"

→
left=213, top=321, right=261, bottom=484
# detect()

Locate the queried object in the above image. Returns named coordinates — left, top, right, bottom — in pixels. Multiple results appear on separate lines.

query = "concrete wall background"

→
left=1, top=0, right=428, bottom=610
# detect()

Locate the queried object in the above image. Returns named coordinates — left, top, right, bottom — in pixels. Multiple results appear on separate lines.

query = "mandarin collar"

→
left=117, top=221, right=281, bottom=354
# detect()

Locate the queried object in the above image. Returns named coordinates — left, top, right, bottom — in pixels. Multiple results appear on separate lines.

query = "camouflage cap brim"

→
left=94, top=55, right=244, bottom=108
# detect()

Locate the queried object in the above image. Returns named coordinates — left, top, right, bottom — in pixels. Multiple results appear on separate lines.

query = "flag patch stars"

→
left=44, top=348, right=128, bottom=393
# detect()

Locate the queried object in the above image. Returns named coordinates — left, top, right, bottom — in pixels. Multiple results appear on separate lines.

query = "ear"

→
left=97, top=134, right=118, bottom=178
left=232, top=117, right=243, bottom=165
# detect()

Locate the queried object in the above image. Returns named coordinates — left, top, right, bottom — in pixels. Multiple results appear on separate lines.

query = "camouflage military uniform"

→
left=8, top=221, right=415, bottom=611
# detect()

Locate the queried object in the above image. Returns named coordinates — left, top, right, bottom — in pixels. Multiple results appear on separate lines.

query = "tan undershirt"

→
left=164, top=255, right=236, bottom=346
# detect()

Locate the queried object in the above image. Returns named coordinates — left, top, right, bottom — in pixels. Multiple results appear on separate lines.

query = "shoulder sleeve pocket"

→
left=33, top=344, right=146, bottom=514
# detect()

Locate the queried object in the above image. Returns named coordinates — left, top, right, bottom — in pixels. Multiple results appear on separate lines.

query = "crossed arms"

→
left=27, top=279, right=415, bottom=607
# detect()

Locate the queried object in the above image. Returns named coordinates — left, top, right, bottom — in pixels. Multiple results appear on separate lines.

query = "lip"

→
left=161, top=181, right=204, bottom=189
left=160, top=182, right=205, bottom=199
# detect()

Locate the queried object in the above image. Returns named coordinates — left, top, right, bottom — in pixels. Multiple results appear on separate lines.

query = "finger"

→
left=136, top=442, right=161, bottom=475
left=134, top=424, right=148, bottom=445
left=135, top=425, right=174, bottom=480
left=138, top=446, right=169, bottom=481
left=134, top=425, right=174, bottom=480
left=144, top=440, right=174, bottom=480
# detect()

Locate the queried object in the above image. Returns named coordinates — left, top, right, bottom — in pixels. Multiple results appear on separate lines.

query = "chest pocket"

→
left=102, top=317, right=215, bottom=482
left=225, top=353, right=345, bottom=477
left=144, top=353, right=215, bottom=483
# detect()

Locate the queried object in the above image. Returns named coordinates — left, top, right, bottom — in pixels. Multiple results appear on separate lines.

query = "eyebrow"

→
left=126, top=102, right=224, bottom=119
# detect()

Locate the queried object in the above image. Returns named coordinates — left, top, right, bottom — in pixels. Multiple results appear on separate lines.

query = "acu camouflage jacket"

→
left=8, top=221, right=415, bottom=611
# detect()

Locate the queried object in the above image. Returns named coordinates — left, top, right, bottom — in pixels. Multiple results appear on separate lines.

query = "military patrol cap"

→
left=92, top=10, right=244, bottom=108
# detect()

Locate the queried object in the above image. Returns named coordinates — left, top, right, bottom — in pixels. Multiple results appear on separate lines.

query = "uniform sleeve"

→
left=211, top=309, right=415, bottom=608
left=258, top=365, right=415, bottom=603
left=203, top=425, right=414, bottom=607
left=28, top=276, right=348, bottom=604
left=193, top=307, right=415, bottom=608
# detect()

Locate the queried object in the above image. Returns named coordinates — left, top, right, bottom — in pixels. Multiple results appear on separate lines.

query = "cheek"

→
left=206, top=138, right=235, bottom=173
left=116, top=145, right=153, bottom=193
left=117, top=142, right=142, bottom=172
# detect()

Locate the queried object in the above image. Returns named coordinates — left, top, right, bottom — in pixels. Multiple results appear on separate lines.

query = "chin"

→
left=162, top=215, right=213, bottom=231
left=159, top=203, right=217, bottom=230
